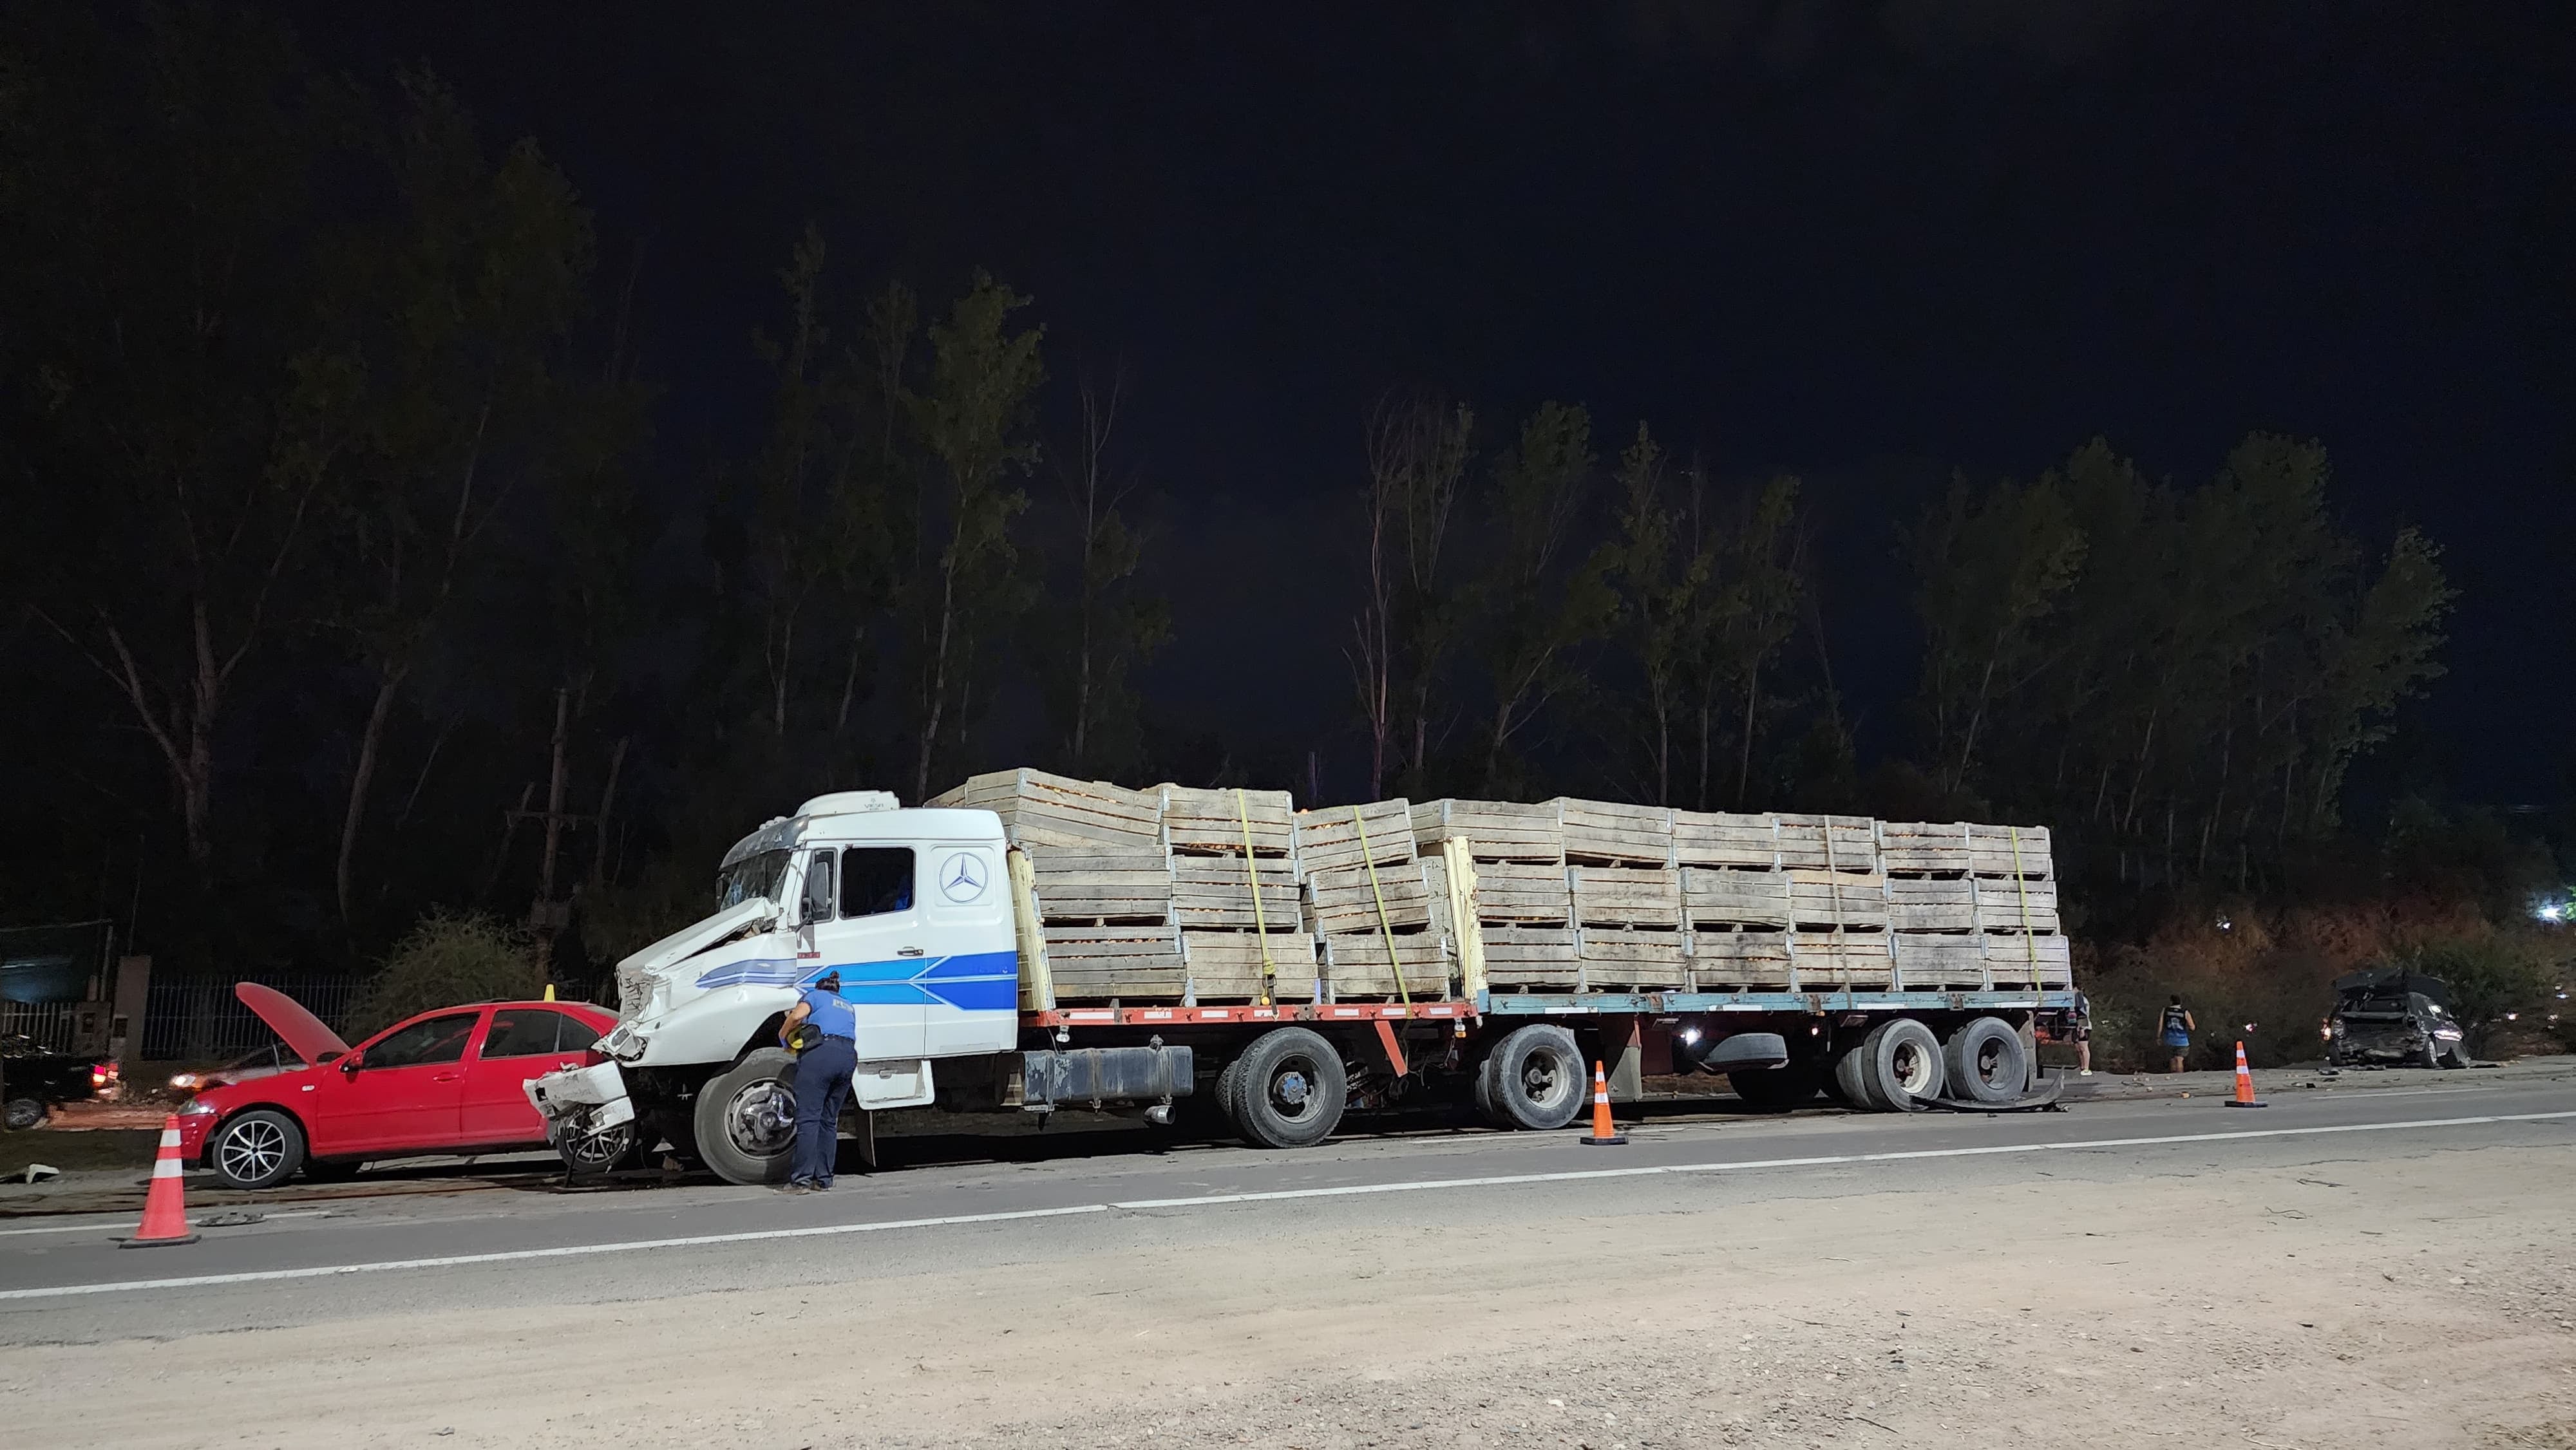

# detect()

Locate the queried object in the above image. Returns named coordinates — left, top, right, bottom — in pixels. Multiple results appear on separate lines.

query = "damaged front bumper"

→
left=527, top=1060, right=636, bottom=1136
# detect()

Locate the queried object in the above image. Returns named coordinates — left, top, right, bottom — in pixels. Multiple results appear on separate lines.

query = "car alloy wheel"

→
left=216, top=1116, right=290, bottom=1183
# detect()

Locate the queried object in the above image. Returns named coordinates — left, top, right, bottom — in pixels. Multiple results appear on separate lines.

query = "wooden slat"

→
left=1687, top=929, right=1793, bottom=987
left=1039, top=922, right=1184, bottom=1002
left=1671, top=810, right=1778, bottom=869
left=1790, top=933, right=1893, bottom=989
left=1318, top=931, right=1451, bottom=999
left=1159, top=784, right=1295, bottom=856
left=1556, top=798, right=1673, bottom=865
left=1787, top=869, right=1888, bottom=931
left=1169, top=858, right=1303, bottom=932
left=1570, top=865, right=1681, bottom=928
left=1965, top=822, right=2054, bottom=878
left=1886, top=877, right=1976, bottom=933
left=1028, top=851, right=1173, bottom=922
left=1577, top=927, right=1685, bottom=989
left=1774, top=813, right=1879, bottom=872
left=1982, top=932, right=2073, bottom=988
left=1182, top=930, right=1321, bottom=1003
left=1681, top=866, right=1790, bottom=927
left=1408, top=798, right=1565, bottom=862
left=1975, top=876, right=2061, bottom=934
left=1878, top=821, right=1971, bottom=876
left=1293, top=799, right=1416, bottom=873
left=1478, top=925, right=1580, bottom=987
left=1888, top=934, right=1989, bottom=990
left=1459, top=860, right=1571, bottom=924
left=1304, top=860, right=1438, bottom=934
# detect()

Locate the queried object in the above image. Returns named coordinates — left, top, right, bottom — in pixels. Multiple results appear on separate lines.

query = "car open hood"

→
left=234, top=982, right=352, bottom=1064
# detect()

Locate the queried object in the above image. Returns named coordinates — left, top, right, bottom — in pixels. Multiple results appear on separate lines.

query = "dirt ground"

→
left=5, top=1138, right=2572, bottom=1449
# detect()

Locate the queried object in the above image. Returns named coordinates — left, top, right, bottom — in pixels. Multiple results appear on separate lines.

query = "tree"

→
left=907, top=272, right=1044, bottom=800
left=1911, top=469, right=2085, bottom=796
left=1697, top=471, right=1806, bottom=809
left=1603, top=422, right=1707, bottom=804
left=1036, top=368, right=1168, bottom=777
left=321, top=73, right=596, bottom=923
left=1468, top=401, right=1611, bottom=794
left=5, top=8, right=350, bottom=871
left=1349, top=393, right=1473, bottom=796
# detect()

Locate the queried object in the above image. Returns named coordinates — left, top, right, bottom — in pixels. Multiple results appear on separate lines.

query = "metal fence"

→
left=142, top=978, right=366, bottom=1062
left=0, top=1000, right=81, bottom=1052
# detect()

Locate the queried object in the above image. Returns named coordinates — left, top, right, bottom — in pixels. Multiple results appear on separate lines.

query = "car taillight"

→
left=91, top=1065, right=111, bottom=1088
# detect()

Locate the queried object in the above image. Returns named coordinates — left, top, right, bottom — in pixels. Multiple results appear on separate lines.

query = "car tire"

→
left=2438, top=1040, right=2469, bottom=1069
left=556, top=1120, right=643, bottom=1176
left=692, top=1049, right=800, bottom=1186
left=2418, top=1038, right=2441, bottom=1070
left=207, top=1108, right=306, bottom=1189
left=1729, top=1062, right=1824, bottom=1111
left=1942, top=1017, right=2028, bottom=1105
left=3, top=1096, right=46, bottom=1131
left=1225, top=1028, right=1347, bottom=1149
left=1841, top=1019, right=1946, bottom=1111
left=1484, top=1024, right=1589, bottom=1131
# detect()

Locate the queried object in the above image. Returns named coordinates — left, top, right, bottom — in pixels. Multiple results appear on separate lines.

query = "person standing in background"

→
left=2159, top=994, right=2195, bottom=1073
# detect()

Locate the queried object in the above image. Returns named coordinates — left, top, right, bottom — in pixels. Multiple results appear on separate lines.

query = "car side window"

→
left=839, top=847, right=916, bottom=919
left=364, top=1012, right=478, bottom=1069
left=482, top=1009, right=571, bottom=1059
left=554, top=1014, right=602, bottom=1053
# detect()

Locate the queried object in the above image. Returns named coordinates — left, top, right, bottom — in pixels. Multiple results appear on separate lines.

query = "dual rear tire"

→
left=1829, top=1016, right=2029, bottom=1111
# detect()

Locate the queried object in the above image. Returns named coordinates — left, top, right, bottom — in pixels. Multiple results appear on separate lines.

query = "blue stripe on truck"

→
left=694, top=949, right=1018, bottom=1013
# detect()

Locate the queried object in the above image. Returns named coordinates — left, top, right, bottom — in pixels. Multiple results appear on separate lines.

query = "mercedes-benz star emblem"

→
left=939, top=852, right=988, bottom=903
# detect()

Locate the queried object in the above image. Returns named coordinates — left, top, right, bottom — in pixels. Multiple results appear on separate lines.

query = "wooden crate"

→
left=1027, top=851, right=1173, bottom=923
left=1319, top=931, right=1451, bottom=1001
left=1408, top=798, right=1565, bottom=862
left=1788, top=869, right=1888, bottom=931
left=1887, top=934, right=1989, bottom=990
left=1294, top=799, right=1415, bottom=873
left=1887, top=876, right=1975, bottom=932
left=1170, top=858, right=1303, bottom=932
left=932, top=768, right=1163, bottom=852
left=1557, top=798, right=1673, bottom=865
left=1672, top=809, right=1779, bottom=869
left=1041, top=923, right=1186, bottom=1002
left=1965, top=822, right=2053, bottom=878
left=1975, top=876, right=2060, bottom=934
left=1879, top=822, right=1971, bottom=876
left=1182, top=930, right=1321, bottom=1004
left=1571, top=865, right=1681, bottom=928
left=1983, top=932, right=2073, bottom=988
left=1687, top=929, right=1794, bottom=989
left=1460, top=860, right=1573, bottom=924
left=1479, top=925, right=1581, bottom=989
left=1681, top=866, right=1790, bottom=928
left=1775, top=813, right=1879, bottom=872
left=1576, top=927, right=1685, bottom=989
left=1790, top=934, right=1893, bottom=989
left=1305, top=859, right=1439, bottom=934
left=1158, top=784, right=1295, bottom=857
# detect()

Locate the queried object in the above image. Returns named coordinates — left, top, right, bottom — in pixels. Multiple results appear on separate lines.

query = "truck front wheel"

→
left=1226, top=1027, right=1347, bottom=1149
left=693, top=1050, right=799, bottom=1185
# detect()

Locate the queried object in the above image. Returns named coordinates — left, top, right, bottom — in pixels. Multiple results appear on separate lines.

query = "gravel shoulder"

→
left=3, top=1128, right=2570, bottom=1449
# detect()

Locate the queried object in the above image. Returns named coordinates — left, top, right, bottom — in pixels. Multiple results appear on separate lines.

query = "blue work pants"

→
left=790, top=1036, right=857, bottom=1185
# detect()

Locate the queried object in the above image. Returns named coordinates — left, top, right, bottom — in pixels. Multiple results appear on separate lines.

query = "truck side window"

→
left=840, top=847, right=915, bottom=918
left=800, top=849, right=837, bottom=923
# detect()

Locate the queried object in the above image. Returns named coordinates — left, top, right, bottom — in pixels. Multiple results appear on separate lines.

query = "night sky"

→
left=263, top=3, right=2573, bottom=805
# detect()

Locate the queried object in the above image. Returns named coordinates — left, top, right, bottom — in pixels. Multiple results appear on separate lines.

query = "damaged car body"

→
left=2325, top=966, right=2468, bottom=1069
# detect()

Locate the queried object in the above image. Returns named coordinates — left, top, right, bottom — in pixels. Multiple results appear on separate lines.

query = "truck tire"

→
left=1484, top=1024, right=1589, bottom=1131
left=693, top=1049, right=800, bottom=1185
left=1470, top=1051, right=1508, bottom=1127
left=1942, top=1017, right=2027, bottom=1105
left=207, top=1108, right=306, bottom=1189
left=3, top=1096, right=45, bottom=1131
left=1226, top=1027, right=1346, bottom=1149
left=1841, top=1019, right=1945, bottom=1111
left=1729, top=1062, right=1824, bottom=1111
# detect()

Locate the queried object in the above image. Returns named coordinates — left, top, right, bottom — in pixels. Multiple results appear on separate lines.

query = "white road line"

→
left=5, top=1109, right=2571, bottom=1303
left=0, top=1209, right=334, bottom=1239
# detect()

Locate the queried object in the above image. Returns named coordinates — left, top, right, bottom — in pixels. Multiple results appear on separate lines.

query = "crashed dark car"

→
left=2325, top=966, right=2468, bottom=1069
left=1, top=1034, right=119, bottom=1129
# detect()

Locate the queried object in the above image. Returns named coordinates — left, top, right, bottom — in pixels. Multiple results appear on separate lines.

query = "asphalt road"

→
left=4, top=1069, right=2570, bottom=1346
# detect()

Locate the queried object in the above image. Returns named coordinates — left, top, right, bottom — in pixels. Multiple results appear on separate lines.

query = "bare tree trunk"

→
left=535, top=688, right=571, bottom=974
left=335, top=668, right=408, bottom=923
left=1735, top=657, right=1762, bottom=809
left=589, top=735, right=629, bottom=889
left=833, top=622, right=867, bottom=736
left=914, top=563, right=960, bottom=804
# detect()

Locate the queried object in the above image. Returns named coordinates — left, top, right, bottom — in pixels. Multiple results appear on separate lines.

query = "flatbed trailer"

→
left=527, top=788, right=2080, bottom=1184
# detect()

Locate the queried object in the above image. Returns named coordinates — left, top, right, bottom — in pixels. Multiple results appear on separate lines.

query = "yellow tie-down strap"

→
left=1238, top=789, right=1276, bottom=1006
left=1351, top=805, right=1412, bottom=1009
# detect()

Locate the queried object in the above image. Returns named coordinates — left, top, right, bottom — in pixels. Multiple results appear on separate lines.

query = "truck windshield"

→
left=715, top=849, right=793, bottom=910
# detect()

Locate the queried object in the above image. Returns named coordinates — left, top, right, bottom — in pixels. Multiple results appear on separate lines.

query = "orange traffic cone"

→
left=1579, top=1060, right=1627, bottom=1145
left=118, top=1115, right=200, bottom=1248
left=2224, top=1041, right=2267, bottom=1109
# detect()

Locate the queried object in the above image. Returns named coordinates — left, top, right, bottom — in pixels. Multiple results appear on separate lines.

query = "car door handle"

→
left=431, top=1071, right=462, bottom=1084
left=898, top=946, right=925, bottom=957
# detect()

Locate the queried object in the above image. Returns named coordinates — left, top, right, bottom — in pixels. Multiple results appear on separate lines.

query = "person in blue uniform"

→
left=779, top=970, right=858, bottom=1192
left=2159, top=994, right=2195, bottom=1074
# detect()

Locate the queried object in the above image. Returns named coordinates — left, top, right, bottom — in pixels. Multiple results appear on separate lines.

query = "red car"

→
left=176, top=985, right=622, bottom=1189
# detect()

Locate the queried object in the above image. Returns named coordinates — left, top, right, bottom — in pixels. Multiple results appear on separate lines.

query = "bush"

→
left=348, top=912, right=545, bottom=1037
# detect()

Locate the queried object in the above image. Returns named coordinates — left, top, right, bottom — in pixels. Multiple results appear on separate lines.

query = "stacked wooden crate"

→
left=1296, top=799, right=1450, bottom=1001
left=1555, top=799, right=1684, bottom=990
left=928, top=771, right=1179, bottom=1004
left=1880, top=821, right=2069, bottom=990
left=1159, top=785, right=1312, bottom=1004
left=1410, top=800, right=1575, bottom=990
left=1673, top=810, right=1885, bottom=991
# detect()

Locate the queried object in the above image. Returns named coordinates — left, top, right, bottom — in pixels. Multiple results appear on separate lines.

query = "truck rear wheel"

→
left=694, top=1049, right=799, bottom=1185
left=1226, top=1027, right=1346, bottom=1149
left=1836, top=1019, right=1945, bottom=1111
left=1942, top=1017, right=2027, bottom=1104
left=1484, top=1024, right=1588, bottom=1131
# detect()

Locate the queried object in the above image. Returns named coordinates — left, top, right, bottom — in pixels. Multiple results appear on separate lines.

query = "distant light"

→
left=2216, top=916, right=2233, bottom=932
left=2506, top=1012, right=2519, bottom=1021
left=2540, top=904, right=2565, bottom=923
left=2243, top=1022, right=2257, bottom=1033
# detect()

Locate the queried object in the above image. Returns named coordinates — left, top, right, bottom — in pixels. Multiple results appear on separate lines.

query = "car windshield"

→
left=715, top=849, right=793, bottom=911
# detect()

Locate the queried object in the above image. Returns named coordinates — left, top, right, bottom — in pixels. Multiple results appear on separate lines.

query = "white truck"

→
left=529, top=790, right=2076, bottom=1185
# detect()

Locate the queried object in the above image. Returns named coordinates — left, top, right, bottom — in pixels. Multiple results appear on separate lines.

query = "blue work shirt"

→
left=799, top=983, right=858, bottom=1041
